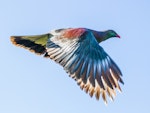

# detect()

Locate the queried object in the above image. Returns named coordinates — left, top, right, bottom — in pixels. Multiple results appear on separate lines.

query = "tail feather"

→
left=10, top=34, right=51, bottom=56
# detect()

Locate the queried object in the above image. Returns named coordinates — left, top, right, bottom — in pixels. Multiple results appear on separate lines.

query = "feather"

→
left=10, top=28, right=124, bottom=104
left=102, top=91, right=107, bottom=105
left=95, top=81, right=101, bottom=100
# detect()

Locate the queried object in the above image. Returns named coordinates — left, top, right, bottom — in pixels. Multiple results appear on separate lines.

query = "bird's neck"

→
left=92, top=30, right=107, bottom=43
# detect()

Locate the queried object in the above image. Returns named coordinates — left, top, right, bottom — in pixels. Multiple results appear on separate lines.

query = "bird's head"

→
left=104, top=30, right=120, bottom=40
left=92, top=29, right=120, bottom=42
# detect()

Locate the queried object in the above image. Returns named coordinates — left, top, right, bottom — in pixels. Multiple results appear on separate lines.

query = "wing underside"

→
left=10, top=29, right=123, bottom=104
left=46, top=30, right=124, bottom=103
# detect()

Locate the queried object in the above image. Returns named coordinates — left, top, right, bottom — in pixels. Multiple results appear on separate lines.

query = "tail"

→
left=10, top=34, right=52, bottom=57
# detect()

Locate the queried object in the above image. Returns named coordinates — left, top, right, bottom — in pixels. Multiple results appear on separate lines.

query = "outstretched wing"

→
left=46, top=28, right=124, bottom=104
left=10, top=28, right=123, bottom=104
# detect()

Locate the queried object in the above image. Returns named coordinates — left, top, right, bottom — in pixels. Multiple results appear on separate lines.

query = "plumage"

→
left=10, top=28, right=124, bottom=104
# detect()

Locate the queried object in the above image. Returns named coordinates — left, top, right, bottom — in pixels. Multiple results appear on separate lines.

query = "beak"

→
left=116, top=34, right=120, bottom=38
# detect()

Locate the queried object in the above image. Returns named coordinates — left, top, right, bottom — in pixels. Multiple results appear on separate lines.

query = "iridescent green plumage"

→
left=11, top=34, right=52, bottom=55
left=10, top=28, right=123, bottom=104
left=90, top=29, right=120, bottom=43
left=104, top=30, right=120, bottom=39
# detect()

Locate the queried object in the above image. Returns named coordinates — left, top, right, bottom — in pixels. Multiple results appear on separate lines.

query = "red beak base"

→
left=117, top=34, right=121, bottom=38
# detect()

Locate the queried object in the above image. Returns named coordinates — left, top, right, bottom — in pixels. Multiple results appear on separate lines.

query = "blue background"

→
left=0, top=0, right=150, bottom=113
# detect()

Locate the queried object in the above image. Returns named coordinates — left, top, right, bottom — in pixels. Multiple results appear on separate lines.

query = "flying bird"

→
left=10, top=28, right=124, bottom=104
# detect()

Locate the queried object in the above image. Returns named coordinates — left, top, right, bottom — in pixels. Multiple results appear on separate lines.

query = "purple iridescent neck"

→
left=91, top=30, right=106, bottom=43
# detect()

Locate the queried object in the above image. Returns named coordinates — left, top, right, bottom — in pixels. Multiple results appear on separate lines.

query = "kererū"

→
left=10, top=28, right=124, bottom=104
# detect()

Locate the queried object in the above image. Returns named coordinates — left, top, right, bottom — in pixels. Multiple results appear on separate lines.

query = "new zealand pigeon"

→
left=10, top=28, right=124, bottom=104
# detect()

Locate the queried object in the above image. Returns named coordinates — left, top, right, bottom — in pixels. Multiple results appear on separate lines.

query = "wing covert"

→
left=46, top=30, right=123, bottom=103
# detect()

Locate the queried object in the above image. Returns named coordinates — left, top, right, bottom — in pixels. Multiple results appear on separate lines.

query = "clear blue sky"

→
left=0, top=0, right=150, bottom=113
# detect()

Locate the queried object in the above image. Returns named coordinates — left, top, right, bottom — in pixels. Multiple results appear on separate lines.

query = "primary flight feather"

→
left=10, top=28, right=124, bottom=104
